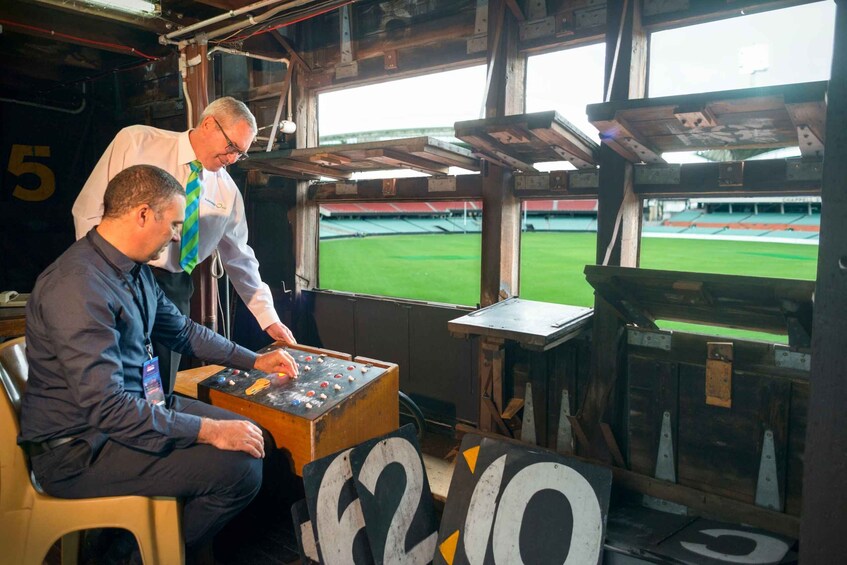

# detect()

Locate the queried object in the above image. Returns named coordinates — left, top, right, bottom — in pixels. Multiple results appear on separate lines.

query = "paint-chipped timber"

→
left=584, top=265, right=812, bottom=527
left=239, top=136, right=480, bottom=180
left=587, top=81, right=828, bottom=164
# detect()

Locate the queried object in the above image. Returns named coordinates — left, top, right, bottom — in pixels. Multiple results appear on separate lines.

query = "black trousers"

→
left=30, top=397, right=262, bottom=549
left=150, top=267, right=194, bottom=395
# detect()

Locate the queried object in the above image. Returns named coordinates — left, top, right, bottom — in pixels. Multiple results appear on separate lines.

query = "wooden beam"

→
left=633, top=158, right=823, bottom=198
left=364, top=148, right=449, bottom=176
left=480, top=163, right=520, bottom=306
left=293, top=72, right=319, bottom=311
left=503, top=0, right=525, bottom=21
left=580, top=0, right=647, bottom=462
left=270, top=32, right=313, bottom=72
left=801, top=0, right=847, bottom=560
left=310, top=175, right=484, bottom=202
left=0, top=2, right=168, bottom=57
left=483, top=0, right=508, bottom=118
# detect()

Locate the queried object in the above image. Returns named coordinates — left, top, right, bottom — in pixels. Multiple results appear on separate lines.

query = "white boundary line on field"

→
left=641, top=232, right=819, bottom=245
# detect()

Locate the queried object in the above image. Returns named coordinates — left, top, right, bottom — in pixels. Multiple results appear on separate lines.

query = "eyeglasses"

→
left=212, top=116, right=250, bottom=161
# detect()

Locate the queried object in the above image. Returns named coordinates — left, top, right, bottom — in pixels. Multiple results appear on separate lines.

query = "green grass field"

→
left=319, top=232, right=818, bottom=340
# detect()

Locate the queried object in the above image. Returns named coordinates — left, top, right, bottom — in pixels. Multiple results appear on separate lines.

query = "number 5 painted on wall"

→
left=9, top=144, right=55, bottom=202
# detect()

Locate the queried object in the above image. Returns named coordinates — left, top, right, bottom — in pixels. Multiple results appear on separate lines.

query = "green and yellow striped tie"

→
left=179, top=160, right=202, bottom=274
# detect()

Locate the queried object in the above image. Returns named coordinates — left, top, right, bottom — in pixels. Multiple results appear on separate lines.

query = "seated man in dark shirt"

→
left=19, top=164, right=299, bottom=558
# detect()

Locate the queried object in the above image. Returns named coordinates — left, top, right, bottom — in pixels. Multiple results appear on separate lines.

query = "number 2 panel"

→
left=350, top=424, right=439, bottom=565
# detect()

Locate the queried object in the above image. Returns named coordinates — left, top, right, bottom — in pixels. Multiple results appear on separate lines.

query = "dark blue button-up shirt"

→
left=20, top=229, right=257, bottom=453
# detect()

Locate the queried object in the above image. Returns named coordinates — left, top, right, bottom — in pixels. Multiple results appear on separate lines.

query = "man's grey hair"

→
left=201, top=96, right=257, bottom=135
left=103, top=165, right=185, bottom=219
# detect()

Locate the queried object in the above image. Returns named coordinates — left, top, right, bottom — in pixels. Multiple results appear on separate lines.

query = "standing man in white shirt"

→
left=73, top=96, right=296, bottom=393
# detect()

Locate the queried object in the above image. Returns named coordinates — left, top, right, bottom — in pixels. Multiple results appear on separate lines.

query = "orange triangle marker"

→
left=439, top=530, right=460, bottom=564
left=463, top=445, right=480, bottom=474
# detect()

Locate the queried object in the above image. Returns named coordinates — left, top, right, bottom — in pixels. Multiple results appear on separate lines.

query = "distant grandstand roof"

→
left=321, top=199, right=597, bottom=216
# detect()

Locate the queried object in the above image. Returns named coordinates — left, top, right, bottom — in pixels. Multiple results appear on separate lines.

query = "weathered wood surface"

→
left=627, top=330, right=809, bottom=518
left=455, top=421, right=800, bottom=537
left=239, top=136, right=480, bottom=180
left=801, top=1, right=847, bottom=560
left=447, top=297, right=593, bottom=351
left=310, top=174, right=483, bottom=201
left=632, top=157, right=823, bottom=198
left=455, top=111, right=599, bottom=170
left=584, top=266, right=814, bottom=343
left=587, top=81, right=828, bottom=163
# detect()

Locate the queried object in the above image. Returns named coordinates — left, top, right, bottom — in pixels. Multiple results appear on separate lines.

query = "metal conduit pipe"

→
left=207, top=45, right=290, bottom=65
left=0, top=96, right=87, bottom=114
left=0, top=84, right=87, bottom=114
left=167, top=0, right=351, bottom=45
left=162, top=0, right=319, bottom=42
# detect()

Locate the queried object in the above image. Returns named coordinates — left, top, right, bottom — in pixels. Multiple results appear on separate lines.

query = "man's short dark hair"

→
left=103, top=165, right=184, bottom=219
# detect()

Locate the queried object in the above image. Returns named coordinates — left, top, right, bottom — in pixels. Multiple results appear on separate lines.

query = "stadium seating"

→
left=319, top=203, right=819, bottom=242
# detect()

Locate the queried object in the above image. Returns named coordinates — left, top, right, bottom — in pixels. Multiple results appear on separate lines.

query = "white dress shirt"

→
left=72, top=125, right=281, bottom=331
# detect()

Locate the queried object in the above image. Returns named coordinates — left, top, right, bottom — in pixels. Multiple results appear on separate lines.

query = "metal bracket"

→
left=334, top=182, right=358, bottom=196
left=755, top=429, right=783, bottom=511
left=572, top=5, right=606, bottom=30
left=620, top=136, right=665, bottom=164
left=706, top=342, right=733, bottom=408
left=655, top=411, right=676, bottom=482
left=785, top=158, right=823, bottom=182
left=556, top=389, right=574, bottom=455
left=467, top=0, right=488, bottom=54
left=427, top=176, right=457, bottom=192
left=548, top=145, right=594, bottom=170
left=774, top=345, right=811, bottom=372
left=718, top=162, right=744, bottom=187
left=673, top=104, right=718, bottom=129
left=520, top=382, right=536, bottom=445
left=335, top=5, right=358, bottom=80
left=634, top=164, right=681, bottom=185
left=382, top=178, right=396, bottom=197
left=643, top=410, right=688, bottom=515
left=519, top=16, right=556, bottom=41
left=526, top=0, right=547, bottom=20
left=643, top=0, right=690, bottom=17
left=569, top=169, right=600, bottom=189
left=627, top=329, right=672, bottom=351
left=797, top=125, right=824, bottom=158
left=514, top=172, right=549, bottom=191
left=559, top=0, right=606, bottom=35
left=335, top=62, right=358, bottom=80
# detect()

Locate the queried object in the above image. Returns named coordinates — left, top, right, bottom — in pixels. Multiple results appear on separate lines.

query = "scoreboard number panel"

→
left=350, top=424, right=439, bottom=565
left=659, top=519, right=794, bottom=564
left=303, top=448, right=375, bottom=565
left=291, top=498, right=320, bottom=565
left=435, top=434, right=613, bottom=565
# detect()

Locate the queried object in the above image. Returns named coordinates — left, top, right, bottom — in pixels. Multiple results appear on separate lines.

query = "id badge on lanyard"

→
left=142, top=356, right=166, bottom=406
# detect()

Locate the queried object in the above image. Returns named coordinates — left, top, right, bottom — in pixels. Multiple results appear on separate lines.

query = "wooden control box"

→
left=197, top=343, right=399, bottom=475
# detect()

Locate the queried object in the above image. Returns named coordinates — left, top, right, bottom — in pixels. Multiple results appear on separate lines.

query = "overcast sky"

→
left=318, top=0, right=835, bottom=142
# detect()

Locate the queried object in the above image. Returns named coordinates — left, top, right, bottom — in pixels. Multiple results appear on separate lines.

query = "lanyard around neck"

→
left=89, top=235, right=154, bottom=360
